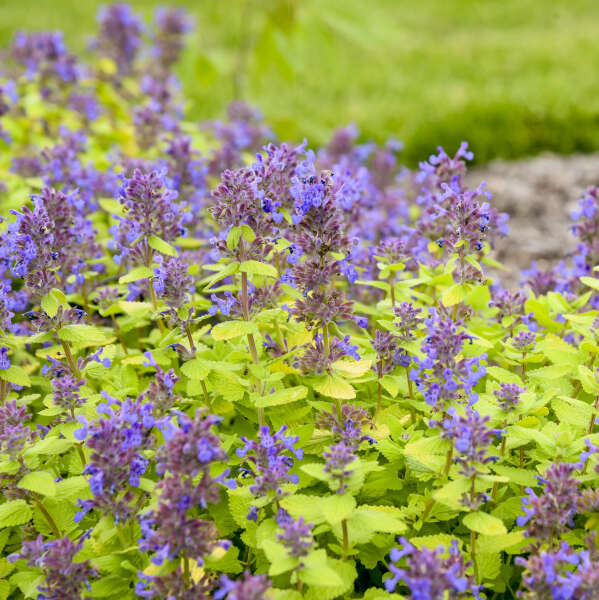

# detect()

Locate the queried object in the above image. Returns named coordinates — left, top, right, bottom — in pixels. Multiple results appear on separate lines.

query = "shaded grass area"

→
left=1, top=0, right=598, bottom=164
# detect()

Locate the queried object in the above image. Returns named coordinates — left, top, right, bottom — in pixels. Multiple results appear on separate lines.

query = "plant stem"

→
left=185, top=323, right=196, bottom=354
left=341, top=518, right=349, bottom=560
left=421, top=498, right=435, bottom=524
left=376, top=380, right=383, bottom=419
left=201, top=380, right=211, bottom=409
left=406, top=368, right=414, bottom=400
left=111, top=315, right=129, bottom=354
left=35, top=496, right=60, bottom=538
left=0, top=379, right=8, bottom=403
left=241, top=271, right=264, bottom=426
left=443, top=446, right=454, bottom=478
left=60, top=340, right=81, bottom=379
left=588, top=396, right=599, bottom=434
left=470, top=529, right=478, bottom=582
left=76, top=444, right=86, bottom=468
left=323, top=323, right=330, bottom=355
left=388, top=274, right=396, bottom=307
left=182, top=551, right=190, bottom=587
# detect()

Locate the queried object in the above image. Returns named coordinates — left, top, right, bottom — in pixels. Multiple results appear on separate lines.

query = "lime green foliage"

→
left=2, top=0, right=599, bottom=163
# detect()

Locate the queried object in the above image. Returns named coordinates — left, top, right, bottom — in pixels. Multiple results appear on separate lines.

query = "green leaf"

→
left=180, top=359, right=211, bottom=380
left=203, top=262, right=239, bottom=290
left=313, top=375, right=355, bottom=400
left=58, top=324, right=108, bottom=345
left=578, top=365, right=599, bottom=394
left=55, top=476, right=91, bottom=502
left=24, top=437, right=74, bottom=456
left=240, top=224, right=256, bottom=242
left=98, top=198, right=125, bottom=216
left=211, top=320, right=259, bottom=341
left=41, top=288, right=68, bottom=318
left=239, top=260, right=278, bottom=278
left=226, top=226, right=242, bottom=251
left=17, top=471, right=56, bottom=497
left=0, top=499, right=32, bottom=527
left=478, top=531, right=525, bottom=554
left=320, top=494, right=356, bottom=525
left=280, top=494, right=326, bottom=525
left=441, top=284, right=467, bottom=307
left=119, top=266, right=154, bottom=284
left=0, top=365, right=30, bottom=387
left=463, top=511, right=507, bottom=535
left=148, top=235, right=178, bottom=257
left=299, top=551, right=343, bottom=588
left=581, top=276, right=599, bottom=291
left=255, top=386, right=307, bottom=408
left=486, top=366, right=523, bottom=385
left=304, top=557, right=357, bottom=600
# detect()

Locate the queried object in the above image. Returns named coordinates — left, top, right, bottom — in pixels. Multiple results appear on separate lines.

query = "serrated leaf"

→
left=24, top=437, right=74, bottom=456
left=180, top=359, right=211, bottom=380
left=148, top=235, right=178, bottom=257
left=255, top=386, right=307, bottom=408
left=211, top=320, right=259, bottom=341
left=333, top=359, right=372, bottom=378
left=0, top=499, right=32, bottom=527
left=280, top=494, right=326, bottom=525
left=226, top=226, right=242, bottom=251
left=320, top=494, right=356, bottom=525
left=441, top=284, right=467, bottom=307
left=58, top=324, right=108, bottom=345
left=581, top=276, right=599, bottom=291
left=18, top=471, right=56, bottom=497
left=299, top=552, right=343, bottom=588
left=239, top=260, right=278, bottom=278
left=578, top=365, right=599, bottom=394
left=313, top=375, right=355, bottom=399
left=463, top=511, right=506, bottom=535
left=118, top=266, right=154, bottom=284
left=304, top=557, right=357, bottom=600
left=41, top=288, right=68, bottom=318
left=0, top=365, right=30, bottom=386
left=486, top=366, right=523, bottom=385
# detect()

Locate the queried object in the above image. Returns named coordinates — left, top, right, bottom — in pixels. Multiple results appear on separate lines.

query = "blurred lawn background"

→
left=1, top=0, right=599, bottom=165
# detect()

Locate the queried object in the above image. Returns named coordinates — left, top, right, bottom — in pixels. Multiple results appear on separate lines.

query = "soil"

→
left=466, top=152, right=599, bottom=286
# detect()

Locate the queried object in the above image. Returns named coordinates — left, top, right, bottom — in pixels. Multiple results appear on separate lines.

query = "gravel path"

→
left=466, top=153, right=599, bottom=285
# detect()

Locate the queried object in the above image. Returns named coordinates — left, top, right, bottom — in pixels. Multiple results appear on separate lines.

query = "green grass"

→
left=1, top=0, right=599, bottom=164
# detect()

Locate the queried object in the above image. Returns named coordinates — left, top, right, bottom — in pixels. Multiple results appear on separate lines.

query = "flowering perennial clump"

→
left=2, top=5, right=599, bottom=599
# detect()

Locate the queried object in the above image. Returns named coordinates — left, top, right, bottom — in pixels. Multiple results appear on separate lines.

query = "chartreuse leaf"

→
left=304, top=557, right=357, bottom=600
left=180, top=359, right=211, bottom=380
left=0, top=499, right=32, bottom=527
left=41, top=288, right=68, bottom=318
left=211, top=320, right=259, bottom=340
left=320, top=494, right=356, bottom=525
left=226, top=226, right=242, bottom=250
left=441, top=283, right=467, bottom=307
left=239, top=260, right=278, bottom=278
left=118, top=265, right=154, bottom=284
left=255, top=386, right=307, bottom=407
left=148, top=235, right=178, bottom=257
left=581, top=276, right=599, bottom=291
left=263, top=539, right=299, bottom=576
left=313, top=374, right=355, bottom=399
left=578, top=364, right=599, bottom=394
left=17, top=471, right=56, bottom=497
left=298, top=549, right=344, bottom=587
left=280, top=494, right=326, bottom=525
left=0, top=365, right=30, bottom=387
left=463, top=511, right=507, bottom=535
left=58, top=324, right=108, bottom=345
